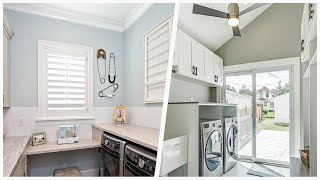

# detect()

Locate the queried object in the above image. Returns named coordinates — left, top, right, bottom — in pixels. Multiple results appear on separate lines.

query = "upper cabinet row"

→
left=173, top=29, right=223, bottom=87
left=300, top=3, right=317, bottom=64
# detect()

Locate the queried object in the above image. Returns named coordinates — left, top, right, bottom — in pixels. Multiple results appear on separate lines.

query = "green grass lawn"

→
left=262, top=111, right=275, bottom=118
left=258, top=118, right=289, bottom=131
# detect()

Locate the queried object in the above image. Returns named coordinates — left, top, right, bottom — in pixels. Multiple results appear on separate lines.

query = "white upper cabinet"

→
left=191, top=41, right=205, bottom=79
left=205, top=51, right=214, bottom=82
left=174, top=29, right=223, bottom=87
left=214, top=54, right=223, bottom=86
left=176, top=29, right=192, bottom=76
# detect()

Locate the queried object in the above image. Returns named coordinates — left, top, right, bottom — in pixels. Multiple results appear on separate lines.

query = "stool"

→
left=53, top=166, right=82, bottom=176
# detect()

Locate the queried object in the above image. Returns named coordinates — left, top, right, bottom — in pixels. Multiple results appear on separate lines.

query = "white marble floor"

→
left=238, top=130, right=289, bottom=164
left=223, top=161, right=290, bottom=177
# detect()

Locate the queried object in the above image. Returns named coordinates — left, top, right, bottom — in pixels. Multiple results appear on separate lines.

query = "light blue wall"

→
left=6, top=3, right=175, bottom=108
left=123, top=3, right=175, bottom=107
left=6, top=10, right=124, bottom=107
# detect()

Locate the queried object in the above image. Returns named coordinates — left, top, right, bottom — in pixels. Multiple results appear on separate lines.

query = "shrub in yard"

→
left=268, top=109, right=274, bottom=112
left=263, top=110, right=268, bottom=114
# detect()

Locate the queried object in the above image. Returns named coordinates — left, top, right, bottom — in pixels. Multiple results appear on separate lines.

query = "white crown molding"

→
left=4, top=3, right=153, bottom=32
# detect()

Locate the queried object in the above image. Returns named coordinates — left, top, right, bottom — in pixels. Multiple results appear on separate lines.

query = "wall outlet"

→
left=17, top=118, right=24, bottom=126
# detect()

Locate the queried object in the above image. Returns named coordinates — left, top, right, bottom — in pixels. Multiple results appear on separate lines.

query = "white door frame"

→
left=224, top=57, right=301, bottom=159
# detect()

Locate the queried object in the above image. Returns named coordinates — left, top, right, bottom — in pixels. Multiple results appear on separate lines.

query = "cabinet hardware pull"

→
left=195, top=67, right=198, bottom=76
left=301, top=39, right=305, bottom=52
left=215, top=75, right=218, bottom=82
left=309, top=3, right=314, bottom=20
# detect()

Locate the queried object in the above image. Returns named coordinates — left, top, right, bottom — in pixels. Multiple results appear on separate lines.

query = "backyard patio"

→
left=238, top=130, right=289, bottom=164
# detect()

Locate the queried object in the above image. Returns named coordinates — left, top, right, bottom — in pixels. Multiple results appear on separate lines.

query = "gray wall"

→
left=216, top=3, right=304, bottom=66
left=169, top=77, right=213, bottom=103
left=6, top=10, right=124, bottom=107
left=123, top=3, right=175, bottom=107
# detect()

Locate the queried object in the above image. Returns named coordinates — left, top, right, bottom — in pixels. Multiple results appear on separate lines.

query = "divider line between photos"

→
left=154, top=3, right=180, bottom=177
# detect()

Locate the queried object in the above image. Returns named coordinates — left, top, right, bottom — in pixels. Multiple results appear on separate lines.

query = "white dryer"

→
left=200, top=119, right=223, bottom=176
left=223, top=117, right=239, bottom=173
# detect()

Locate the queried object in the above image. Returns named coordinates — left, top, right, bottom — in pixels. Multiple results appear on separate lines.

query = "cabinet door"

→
left=191, top=41, right=205, bottom=79
left=204, top=50, right=214, bottom=82
left=214, top=54, right=223, bottom=86
left=3, top=31, right=10, bottom=107
left=177, top=29, right=192, bottom=76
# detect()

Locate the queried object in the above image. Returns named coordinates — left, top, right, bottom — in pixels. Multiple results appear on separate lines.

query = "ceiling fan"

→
left=192, top=3, right=268, bottom=37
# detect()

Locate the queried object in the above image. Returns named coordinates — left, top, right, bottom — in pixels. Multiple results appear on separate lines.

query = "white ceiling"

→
left=4, top=3, right=153, bottom=32
left=178, top=3, right=272, bottom=51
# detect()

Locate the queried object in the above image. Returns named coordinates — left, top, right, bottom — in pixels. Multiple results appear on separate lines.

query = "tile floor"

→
left=223, top=161, right=290, bottom=177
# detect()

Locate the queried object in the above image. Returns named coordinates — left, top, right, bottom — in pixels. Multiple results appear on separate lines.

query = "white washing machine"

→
left=200, top=119, right=223, bottom=176
left=223, top=117, right=238, bottom=173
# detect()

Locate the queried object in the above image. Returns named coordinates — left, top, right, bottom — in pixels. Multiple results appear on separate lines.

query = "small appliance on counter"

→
left=57, top=124, right=79, bottom=145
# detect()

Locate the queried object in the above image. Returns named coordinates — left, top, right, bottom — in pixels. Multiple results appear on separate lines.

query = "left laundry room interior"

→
left=3, top=3, right=174, bottom=177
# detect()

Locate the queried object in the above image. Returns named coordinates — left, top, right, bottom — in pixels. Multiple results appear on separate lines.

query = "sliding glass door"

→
left=255, top=70, right=290, bottom=165
left=225, top=68, right=291, bottom=166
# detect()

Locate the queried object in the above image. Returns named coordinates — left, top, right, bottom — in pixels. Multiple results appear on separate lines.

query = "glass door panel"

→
left=255, top=70, right=290, bottom=165
left=225, top=73, right=253, bottom=159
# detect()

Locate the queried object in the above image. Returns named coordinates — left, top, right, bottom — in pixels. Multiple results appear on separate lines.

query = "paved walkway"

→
left=238, top=130, right=289, bottom=164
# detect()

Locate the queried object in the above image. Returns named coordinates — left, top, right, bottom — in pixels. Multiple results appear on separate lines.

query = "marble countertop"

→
left=26, top=139, right=100, bottom=155
left=92, top=123, right=159, bottom=151
left=3, top=136, right=30, bottom=177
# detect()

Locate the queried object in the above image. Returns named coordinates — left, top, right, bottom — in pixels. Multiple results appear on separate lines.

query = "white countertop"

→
left=3, top=136, right=30, bottom=177
left=92, top=123, right=159, bottom=151
left=26, top=139, right=100, bottom=155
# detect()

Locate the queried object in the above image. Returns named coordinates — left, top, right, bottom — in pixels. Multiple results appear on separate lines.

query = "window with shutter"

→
left=38, top=41, right=93, bottom=119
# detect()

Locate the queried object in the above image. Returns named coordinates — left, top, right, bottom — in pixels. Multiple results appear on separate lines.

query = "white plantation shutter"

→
left=46, top=50, right=88, bottom=111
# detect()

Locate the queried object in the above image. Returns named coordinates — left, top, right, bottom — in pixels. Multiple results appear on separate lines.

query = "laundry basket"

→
left=53, top=166, right=82, bottom=176
left=299, top=149, right=310, bottom=168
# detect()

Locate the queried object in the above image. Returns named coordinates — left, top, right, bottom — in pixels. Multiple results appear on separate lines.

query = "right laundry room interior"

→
left=160, top=3, right=317, bottom=177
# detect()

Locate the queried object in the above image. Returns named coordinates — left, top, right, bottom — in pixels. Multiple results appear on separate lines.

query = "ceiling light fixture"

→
left=228, top=17, right=239, bottom=27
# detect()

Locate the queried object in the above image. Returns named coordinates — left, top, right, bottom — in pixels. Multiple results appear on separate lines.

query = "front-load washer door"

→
left=226, top=125, right=238, bottom=157
left=205, top=130, right=222, bottom=171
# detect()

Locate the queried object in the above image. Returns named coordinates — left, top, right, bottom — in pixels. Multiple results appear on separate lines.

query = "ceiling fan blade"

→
left=192, top=4, right=229, bottom=19
left=232, top=26, right=241, bottom=37
left=239, top=3, right=268, bottom=16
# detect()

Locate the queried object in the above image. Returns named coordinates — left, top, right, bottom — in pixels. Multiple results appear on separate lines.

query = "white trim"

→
left=224, top=57, right=301, bottom=158
left=3, top=11, right=14, bottom=39
left=36, top=116, right=95, bottom=122
left=38, top=40, right=93, bottom=119
left=4, top=3, right=152, bottom=32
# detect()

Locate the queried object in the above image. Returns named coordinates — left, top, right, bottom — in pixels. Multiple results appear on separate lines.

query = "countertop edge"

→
left=91, top=124, right=158, bottom=151
left=4, top=136, right=30, bottom=177
left=26, top=139, right=101, bottom=156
